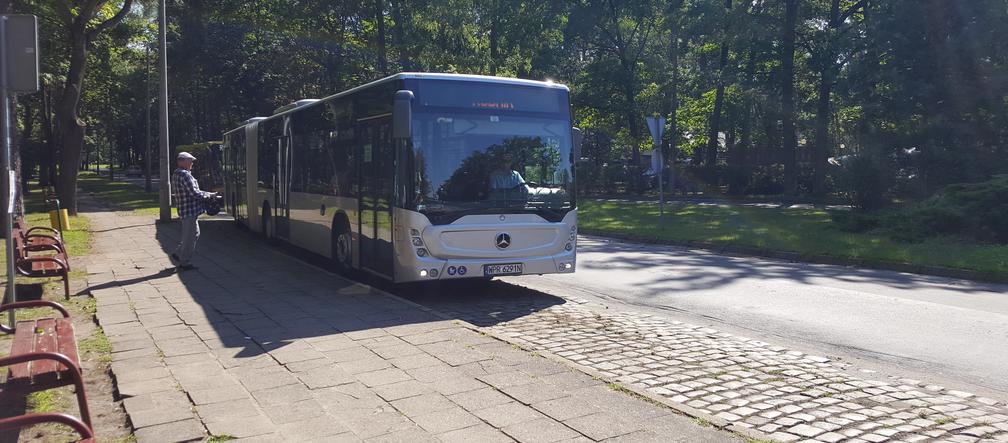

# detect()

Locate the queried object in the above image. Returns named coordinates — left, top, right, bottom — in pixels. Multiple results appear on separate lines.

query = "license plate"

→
left=484, top=263, right=523, bottom=276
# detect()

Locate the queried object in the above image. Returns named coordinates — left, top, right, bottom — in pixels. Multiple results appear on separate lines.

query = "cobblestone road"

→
left=398, top=285, right=1008, bottom=443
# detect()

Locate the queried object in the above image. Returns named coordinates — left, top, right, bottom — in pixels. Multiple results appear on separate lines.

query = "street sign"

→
left=646, top=116, right=665, bottom=148
left=2, top=15, right=39, bottom=93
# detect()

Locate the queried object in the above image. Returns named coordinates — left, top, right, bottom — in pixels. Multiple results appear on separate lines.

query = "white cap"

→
left=177, top=152, right=196, bottom=161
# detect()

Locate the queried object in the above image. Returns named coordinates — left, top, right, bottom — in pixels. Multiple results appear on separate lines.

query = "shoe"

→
left=169, top=253, right=180, bottom=265
left=178, top=264, right=198, bottom=271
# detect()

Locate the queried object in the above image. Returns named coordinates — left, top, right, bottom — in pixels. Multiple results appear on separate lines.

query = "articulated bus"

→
left=222, top=73, right=579, bottom=283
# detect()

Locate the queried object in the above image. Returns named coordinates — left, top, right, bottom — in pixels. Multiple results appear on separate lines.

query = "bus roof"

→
left=240, top=73, right=570, bottom=126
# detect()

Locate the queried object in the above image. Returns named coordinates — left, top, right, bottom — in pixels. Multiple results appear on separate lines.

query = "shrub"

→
left=835, top=175, right=1008, bottom=244
left=834, top=154, right=888, bottom=211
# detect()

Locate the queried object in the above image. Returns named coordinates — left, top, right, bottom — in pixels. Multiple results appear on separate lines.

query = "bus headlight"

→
left=416, top=248, right=428, bottom=257
left=429, top=268, right=439, bottom=278
left=411, top=237, right=424, bottom=247
left=565, top=243, right=573, bottom=251
left=419, top=269, right=428, bottom=277
left=559, top=262, right=573, bottom=271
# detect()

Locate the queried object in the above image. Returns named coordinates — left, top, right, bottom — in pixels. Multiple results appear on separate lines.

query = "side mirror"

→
left=393, top=90, right=414, bottom=139
left=571, top=127, right=583, bottom=161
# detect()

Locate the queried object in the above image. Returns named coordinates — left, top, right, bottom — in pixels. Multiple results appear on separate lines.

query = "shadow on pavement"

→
left=85, top=217, right=567, bottom=361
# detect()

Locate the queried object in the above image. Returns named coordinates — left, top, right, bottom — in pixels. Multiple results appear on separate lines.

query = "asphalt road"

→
left=492, top=236, right=1008, bottom=398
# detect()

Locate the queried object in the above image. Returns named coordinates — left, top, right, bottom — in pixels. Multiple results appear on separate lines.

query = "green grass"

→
left=77, top=171, right=160, bottom=215
left=26, top=389, right=66, bottom=413
left=579, top=199, right=1008, bottom=279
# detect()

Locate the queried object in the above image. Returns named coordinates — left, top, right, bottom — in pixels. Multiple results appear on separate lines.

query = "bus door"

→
left=275, top=135, right=292, bottom=240
left=358, top=116, right=395, bottom=278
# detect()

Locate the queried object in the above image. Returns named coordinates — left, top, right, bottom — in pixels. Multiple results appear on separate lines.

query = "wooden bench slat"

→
left=55, top=319, right=79, bottom=375
left=8, top=320, right=37, bottom=381
left=32, top=319, right=59, bottom=378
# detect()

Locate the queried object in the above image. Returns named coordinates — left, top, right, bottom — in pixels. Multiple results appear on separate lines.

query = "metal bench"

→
left=0, top=301, right=92, bottom=432
left=14, top=217, right=67, bottom=256
left=12, top=228, right=71, bottom=299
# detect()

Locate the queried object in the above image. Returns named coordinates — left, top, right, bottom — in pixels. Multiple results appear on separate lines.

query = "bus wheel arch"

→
left=331, top=212, right=353, bottom=274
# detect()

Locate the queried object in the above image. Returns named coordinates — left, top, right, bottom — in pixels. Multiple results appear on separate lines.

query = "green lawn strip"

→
left=0, top=183, right=112, bottom=426
left=579, top=199, right=1008, bottom=279
left=77, top=171, right=160, bottom=215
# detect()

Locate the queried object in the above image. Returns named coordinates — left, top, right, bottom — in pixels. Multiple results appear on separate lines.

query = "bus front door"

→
left=358, top=117, right=395, bottom=278
left=275, top=135, right=292, bottom=241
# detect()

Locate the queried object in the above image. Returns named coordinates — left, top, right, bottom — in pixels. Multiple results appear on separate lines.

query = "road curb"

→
left=581, top=229, right=1007, bottom=284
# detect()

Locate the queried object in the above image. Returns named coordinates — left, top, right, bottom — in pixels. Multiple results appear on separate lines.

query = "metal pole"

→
left=157, top=0, right=171, bottom=221
left=144, top=43, right=152, bottom=193
left=0, top=16, right=16, bottom=328
left=659, top=145, right=664, bottom=217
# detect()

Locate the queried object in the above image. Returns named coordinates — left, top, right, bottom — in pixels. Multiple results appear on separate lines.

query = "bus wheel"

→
left=331, top=225, right=353, bottom=276
left=261, top=203, right=271, bottom=240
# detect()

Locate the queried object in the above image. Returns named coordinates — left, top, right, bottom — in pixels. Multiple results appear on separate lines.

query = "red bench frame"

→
left=0, top=301, right=92, bottom=431
left=0, top=412, right=95, bottom=442
left=12, top=229, right=71, bottom=299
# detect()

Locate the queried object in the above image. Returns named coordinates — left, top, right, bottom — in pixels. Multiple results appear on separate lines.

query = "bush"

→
left=833, top=175, right=1008, bottom=244
left=883, top=175, right=1008, bottom=244
left=834, top=154, right=888, bottom=211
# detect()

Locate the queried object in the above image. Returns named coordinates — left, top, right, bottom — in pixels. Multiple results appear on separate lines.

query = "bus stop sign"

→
left=646, top=116, right=665, bottom=148
left=2, top=15, right=39, bottom=93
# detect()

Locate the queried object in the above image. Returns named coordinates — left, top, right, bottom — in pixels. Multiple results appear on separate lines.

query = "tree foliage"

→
left=11, top=0, right=1008, bottom=208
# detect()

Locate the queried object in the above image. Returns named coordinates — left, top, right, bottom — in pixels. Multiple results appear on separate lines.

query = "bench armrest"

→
left=16, top=255, right=69, bottom=271
left=0, top=413, right=93, bottom=441
left=25, top=232, right=64, bottom=244
left=26, top=243, right=66, bottom=255
left=0, top=300, right=70, bottom=334
left=0, top=352, right=92, bottom=428
left=25, top=226, right=63, bottom=238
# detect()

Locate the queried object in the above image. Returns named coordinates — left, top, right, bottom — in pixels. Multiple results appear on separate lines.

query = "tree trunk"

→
left=55, top=33, right=89, bottom=214
left=390, top=0, right=407, bottom=68
left=705, top=0, right=732, bottom=168
left=780, top=0, right=799, bottom=196
left=662, top=10, right=682, bottom=193
left=489, top=1, right=500, bottom=76
left=375, top=0, right=388, bottom=75
left=812, top=0, right=841, bottom=198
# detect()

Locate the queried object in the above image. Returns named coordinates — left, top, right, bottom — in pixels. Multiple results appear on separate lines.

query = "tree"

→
left=53, top=0, right=135, bottom=214
left=780, top=0, right=799, bottom=196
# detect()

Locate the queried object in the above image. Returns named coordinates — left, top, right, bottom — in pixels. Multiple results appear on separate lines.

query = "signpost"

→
left=1, top=14, right=40, bottom=327
left=646, top=115, right=666, bottom=217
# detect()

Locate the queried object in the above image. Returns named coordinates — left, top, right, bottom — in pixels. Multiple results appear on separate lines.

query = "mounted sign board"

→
left=2, top=15, right=39, bottom=93
left=645, top=116, right=665, bottom=148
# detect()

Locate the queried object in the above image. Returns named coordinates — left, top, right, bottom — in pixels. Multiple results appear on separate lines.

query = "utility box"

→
left=2, top=15, right=39, bottom=93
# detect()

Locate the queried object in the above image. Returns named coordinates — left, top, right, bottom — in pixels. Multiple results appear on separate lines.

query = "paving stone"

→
left=501, top=417, right=581, bottom=443
left=355, top=366, right=413, bottom=387
left=277, top=415, right=351, bottom=441
left=133, top=417, right=206, bottom=443
left=391, top=392, right=457, bottom=417
left=563, top=412, right=644, bottom=441
left=122, top=391, right=195, bottom=429
left=475, top=401, right=550, bottom=428
left=205, top=415, right=276, bottom=439
left=412, top=407, right=483, bottom=434
left=449, top=387, right=515, bottom=411
left=437, top=423, right=515, bottom=443
left=298, top=365, right=356, bottom=389
left=195, top=398, right=263, bottom=423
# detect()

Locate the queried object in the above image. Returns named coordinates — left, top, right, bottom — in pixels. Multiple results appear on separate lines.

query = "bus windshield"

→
left=411, top=111, right=574, bottom=223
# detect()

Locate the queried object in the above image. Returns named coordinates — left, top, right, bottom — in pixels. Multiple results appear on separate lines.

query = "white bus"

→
left=222, top=73, right=579, bottom=283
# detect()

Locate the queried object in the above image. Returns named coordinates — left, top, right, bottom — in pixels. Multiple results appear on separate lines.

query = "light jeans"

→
left=175, top=216, right=200, bottom=266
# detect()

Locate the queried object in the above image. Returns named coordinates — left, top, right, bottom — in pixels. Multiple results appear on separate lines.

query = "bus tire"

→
left=331, top=215, right=353, bottom=276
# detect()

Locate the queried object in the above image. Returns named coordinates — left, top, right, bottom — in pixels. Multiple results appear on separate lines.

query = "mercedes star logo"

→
left=495, top=233, right=511, bottom=249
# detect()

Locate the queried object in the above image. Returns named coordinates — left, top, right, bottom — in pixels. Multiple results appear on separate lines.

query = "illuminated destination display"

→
left=415, top=79, right=566, bottom=114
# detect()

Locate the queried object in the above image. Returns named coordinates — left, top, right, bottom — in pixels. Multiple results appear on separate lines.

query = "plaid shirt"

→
left=173, top=168, right=211, bottom=218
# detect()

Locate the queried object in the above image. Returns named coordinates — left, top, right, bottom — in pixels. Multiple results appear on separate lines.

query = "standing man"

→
left=171, top=152, right=215, bottom=271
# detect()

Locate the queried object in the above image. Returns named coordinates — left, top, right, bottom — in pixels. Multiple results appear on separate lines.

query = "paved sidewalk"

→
left=81, top=209, right=738, bottom=442
left=419, top=289, right=1008, bottom=442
